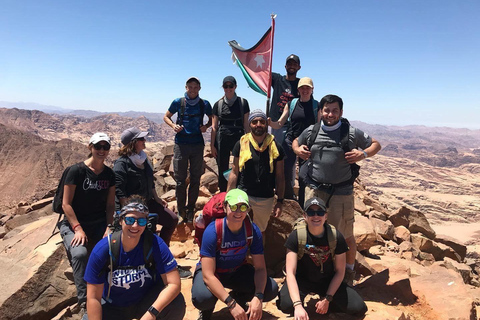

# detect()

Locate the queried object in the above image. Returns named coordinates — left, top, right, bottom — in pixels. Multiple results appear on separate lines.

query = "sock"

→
left=346, top=263, right=355, bottom=271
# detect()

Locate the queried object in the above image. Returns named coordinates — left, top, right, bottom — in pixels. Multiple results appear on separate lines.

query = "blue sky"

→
left=1, top=1, right=479, bottom=128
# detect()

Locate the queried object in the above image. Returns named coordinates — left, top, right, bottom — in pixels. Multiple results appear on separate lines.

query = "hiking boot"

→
left=177, top=265, right=192, bottom=279
left=177, top=211, right=186, bottom=225
left=197, top=308, right=213, bottom=320
left=186, top=209, right=195, bottom=223
left=344, top=268, right=356, bottom=287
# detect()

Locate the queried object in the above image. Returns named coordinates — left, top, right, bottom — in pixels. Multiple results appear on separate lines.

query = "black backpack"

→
left=52, top=162, right=86, bottom=214
left=176, top=97, right=205, bottom=126
left=299, top=118, right=360, bottom=191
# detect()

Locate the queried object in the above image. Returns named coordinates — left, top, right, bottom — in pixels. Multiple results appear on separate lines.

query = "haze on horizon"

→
left=1, top=1, right=479, bottom=129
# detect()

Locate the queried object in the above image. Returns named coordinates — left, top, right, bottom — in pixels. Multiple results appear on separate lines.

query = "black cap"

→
left=223, top=76, right=237, bottom=86
left=304, top=197, right=327, bottom=211
left=286, top=54, right=300, bottom=65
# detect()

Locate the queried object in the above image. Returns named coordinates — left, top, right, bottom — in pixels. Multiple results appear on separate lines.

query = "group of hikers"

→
left=57, top=53, right=381, bottom=320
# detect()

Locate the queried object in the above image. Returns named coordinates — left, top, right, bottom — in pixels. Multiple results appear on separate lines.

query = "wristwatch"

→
left=325, top=294, right=334, bottom=302
left=362, top=150, right=368, bottom=159
left=148, top=305, right=160, bottom=317
left=224, top=295, right=234, bottom=305
left=254, top=292, right=265, bottom=301
left=277, top=198, right=284, bottom=204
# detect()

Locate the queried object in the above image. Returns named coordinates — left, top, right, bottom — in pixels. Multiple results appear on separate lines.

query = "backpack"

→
left=288, top=98, right=319, bottom=123
left=102, top=222, right=157, bottom=303
left=52, top=162, right=86, bottom=214
left=176, top=97, right=205, bottom=126
left=299, top=118, right=360, bottom=193
left=293, top=218, right=337, bottom=272
left=217, top=97, right=246, bottom=128
left=194, top=192, right=253, bottom=251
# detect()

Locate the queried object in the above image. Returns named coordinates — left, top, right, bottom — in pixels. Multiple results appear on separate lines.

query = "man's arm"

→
left=227, top=156, right=239, bottom=191
left=345, top=137, right=381, bottom=164
left=292, top=138, right=311, bottom=161
left=164, top=110, right=184, bottom=133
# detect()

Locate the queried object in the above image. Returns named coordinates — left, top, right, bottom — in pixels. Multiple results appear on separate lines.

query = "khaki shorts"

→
left=304, top=186, right=355, bottom=238
left=248, top=196, right=275, bottom=232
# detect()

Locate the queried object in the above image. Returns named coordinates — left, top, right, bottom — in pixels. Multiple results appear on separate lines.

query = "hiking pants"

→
left=100, top=282, right=186, bottom=320
left=216, top=127, right=243, bottom=192
left=146, top=198, right=178, bottom=246
left=191, top=264, right=278, bottom=311
left=277, top=277, right=367, bottom=316
left=283, top=138, right=307, bottom=205
left=173, top=143, right=204, bottom=214
left=59, top=219, right=106, bottom=304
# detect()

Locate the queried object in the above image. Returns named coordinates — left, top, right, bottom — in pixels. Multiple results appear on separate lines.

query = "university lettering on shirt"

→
left=110, top=265, right=152, bottom=289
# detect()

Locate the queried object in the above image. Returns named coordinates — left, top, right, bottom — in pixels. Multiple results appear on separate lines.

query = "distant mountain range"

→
left=0, top=101, right=166, bottom=123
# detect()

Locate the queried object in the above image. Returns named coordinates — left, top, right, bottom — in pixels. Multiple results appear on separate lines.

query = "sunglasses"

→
left=223, top=84, right=235, bottom=89
left=123, top=216, right=148, bottom=226
left=306, top=210, right=326, bottom=217
left=93, top=143, right=111, bottom=151
left=229, top=204, right=249, bottom=213
left=135, top=137, right=146, bottom=141
left=251, top=119, right=266, bottom=125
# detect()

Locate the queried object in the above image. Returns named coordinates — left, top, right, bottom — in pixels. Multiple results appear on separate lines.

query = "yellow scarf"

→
left=239, top=133, right=279, bottom=173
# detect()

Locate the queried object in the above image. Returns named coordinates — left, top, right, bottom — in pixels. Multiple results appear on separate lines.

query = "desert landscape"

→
left=0, top=107, right=479, bottom=320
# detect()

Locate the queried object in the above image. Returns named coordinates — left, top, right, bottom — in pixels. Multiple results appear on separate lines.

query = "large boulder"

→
left=371, top=218, right=395, bottom=241
left=0, top=215, right=76, bottom=320
left=354, top=215, right=377, bottom=251
left=264, top=200, right=303, bottom=275
left=408, top=210, right=436, bottom=240
left=388, top=206, right=410, bottom=228
left=200, top=172, right=218, bottom=194
left=435, top=234, right=467, bottom=261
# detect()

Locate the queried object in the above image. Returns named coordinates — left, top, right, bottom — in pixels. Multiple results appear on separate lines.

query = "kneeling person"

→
left=84, top=196, right=185, bottom=320
left=277, top=197, right=367, bottom=318
left=192, top=189, right=278, bottom=320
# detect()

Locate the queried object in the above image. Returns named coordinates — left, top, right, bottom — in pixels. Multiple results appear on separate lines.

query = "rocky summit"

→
left=0, top=109, right=479, bottom=320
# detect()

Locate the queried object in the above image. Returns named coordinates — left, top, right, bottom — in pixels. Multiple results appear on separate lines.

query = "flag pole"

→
left=266, top=13, right=276, bottom=118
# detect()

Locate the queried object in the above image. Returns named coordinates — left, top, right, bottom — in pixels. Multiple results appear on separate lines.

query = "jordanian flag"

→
left=228, top=26, right=274, bottom=97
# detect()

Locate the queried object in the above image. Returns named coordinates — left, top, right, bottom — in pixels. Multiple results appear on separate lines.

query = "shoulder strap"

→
left=243, top=214, right=253, bottom=247
left=177, top=97, right=186, bottom=125
left=215, top=218, right=225, bottom=251
left=296, top=220, right=307, bottom=260
left=307, top=122, right=322, bottom=150
left=326, top=224, right=337, bottom=262
left=313, top=99, right=319, bottom=123
left=287, top=98, right=299, bottom=123
left=105, top=230, right=122, bottom=303
left=199, top=98, right=205, bottom=126
left=339, top=119, right=351, bottom=153
left=239, top=97, right=245, bottom=126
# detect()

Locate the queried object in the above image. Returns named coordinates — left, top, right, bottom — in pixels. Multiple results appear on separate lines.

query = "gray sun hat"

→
left=120, top=127, right=149, bottom=145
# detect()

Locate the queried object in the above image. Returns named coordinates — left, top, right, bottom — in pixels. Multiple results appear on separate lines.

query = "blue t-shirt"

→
left=168, top=97, right=212, bottom=145
left=84, top=233, right=177, bottom=306
left=199, top=217, right=263, bottom=273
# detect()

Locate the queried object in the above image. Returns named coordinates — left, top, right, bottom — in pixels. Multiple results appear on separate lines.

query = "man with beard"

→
left=269, top=54, right=301, bottom=145
left=227, top=110, right=285, bottom=235
left=292, top=94, right=381, bottom=286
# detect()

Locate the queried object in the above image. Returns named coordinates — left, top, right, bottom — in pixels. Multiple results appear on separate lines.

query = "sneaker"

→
left=197, top=308, right=213, bottom=320
left=344, top=268, right=356, bottom=287
left=177, top=265, right=192, bottom=279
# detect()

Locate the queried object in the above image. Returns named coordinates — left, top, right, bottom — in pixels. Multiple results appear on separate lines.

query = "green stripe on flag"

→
left=235, top=58, right=267, bottom=96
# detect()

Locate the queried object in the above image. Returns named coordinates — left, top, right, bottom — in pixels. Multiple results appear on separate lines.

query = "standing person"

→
left=113, top=127, right=190, bottom=278
left=269, top=54, right=301, bottom=145
left=270, top=77, right=320, bottom=205
left=292, top=94, right=381, bottom=285
left=84, top=195, right=186, bottom=320
left=191, top=189, right=278, bottom=320
left=211, top=76, right=250, bottom=192
left=277, top=197, right=368, bottom=318
left=164, top=76, right=212, bottom=223
left=58, top=132, right=115, bottom=314
left=227, top=109, right=285, bottom=235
